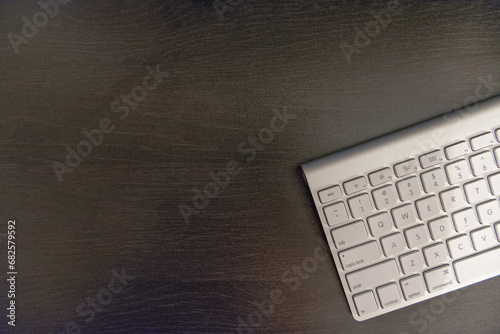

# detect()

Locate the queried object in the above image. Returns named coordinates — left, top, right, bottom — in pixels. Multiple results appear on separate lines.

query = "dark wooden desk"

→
left=1, top=1, right=499, bottom=333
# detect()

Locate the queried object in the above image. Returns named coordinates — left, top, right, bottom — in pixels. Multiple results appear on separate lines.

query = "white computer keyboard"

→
left=301, top=97, right=500, bottom=321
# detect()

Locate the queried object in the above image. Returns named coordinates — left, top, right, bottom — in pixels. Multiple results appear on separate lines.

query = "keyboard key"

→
left=452, top=208, right=479, bottom=232
left=496, top=129, right=500, bottom=142
left=428, top=216, right=454, bottom=240
left=423, top=243, right=447, bottom=267
left=353, top=291, right=378, bottom=316
left=348, top=193, right=373, bottom=218
left=496, top=223, right=500, bottom=241
left=381, top=233, right=406, bottom=256
left=419, top=150, right=444, bottom=169
left=324, top=202, right=349, bottom=226
left=391, top=204, right=417, bottom=228
left=394, top=159, right=418, bottom=178
left=318, top=185, right=342, bottom=204
left=420, top=168, right=446, bottom=193
left=488, top=173, right=500, bottom=195
left=399, top=251, right=424, bottom=274
left=439, top=187, right=466, bottom=212
left=447, top=235, right=474, bottom=259
left=470, top=226, right=497, bottom=251
left=415, top=196, right=441, bottom=220
left=346, top=259, right=399, bottom=292
left=404, top=224, right=429, bottom=248
left=424, top=265, right=454, bottom=293
left=377, top=283, right=401, bottom=309
left=444, top=141, right=470, bottom=160
left=463, top=179, right=490, bottom=204
left=469, top=151, right=497, bottom=176
left=400, top=275, right=425, bottom=301
left=445, top=160, right=472, bottom=184
left=331, top=220, right=368, bottom=249
left=470, top=132, right=495, bottom=151
left=495, top=147, right=500, bottom=167
left=372, top=185, right=398, bottom=210
left=476, top=200, right=500, bottom=224
left=369, top=168, right=393, bottom=186
left=453, top=246, right=500, bottom=284
left=344, top=176, right=367, bottom=195
left=396, top=177, right=421, bottom=202
left=339, top=241, right=381, bottom=271
left=367, top=212, right=392, bottom=237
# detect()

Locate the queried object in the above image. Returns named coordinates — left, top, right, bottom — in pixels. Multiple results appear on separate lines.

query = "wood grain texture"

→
left=1, top=0, right=500, bottom=333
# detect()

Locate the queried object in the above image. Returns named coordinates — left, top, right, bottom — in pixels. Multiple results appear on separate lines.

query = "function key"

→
left=419, top=150, right=443, bottom=169
left=368, top=168, right=393, bottom=186
left=444, top=141, right=469, bottom=160
left=353, top=291, right=378, bottom=316
left=394, top=159, right=418, bottom=178
left=343, top=176, right=367, bottom=195
left=470, top=132, right=495, bottom=151
left=318, top=185, right=342, bottom=204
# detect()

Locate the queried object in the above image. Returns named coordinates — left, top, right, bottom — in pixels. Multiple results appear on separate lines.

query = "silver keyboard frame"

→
left=301, top=96, right=500, bottom=321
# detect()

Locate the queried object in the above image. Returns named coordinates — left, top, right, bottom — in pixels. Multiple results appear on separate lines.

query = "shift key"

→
left=346, top=259, right=399, bottom=292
